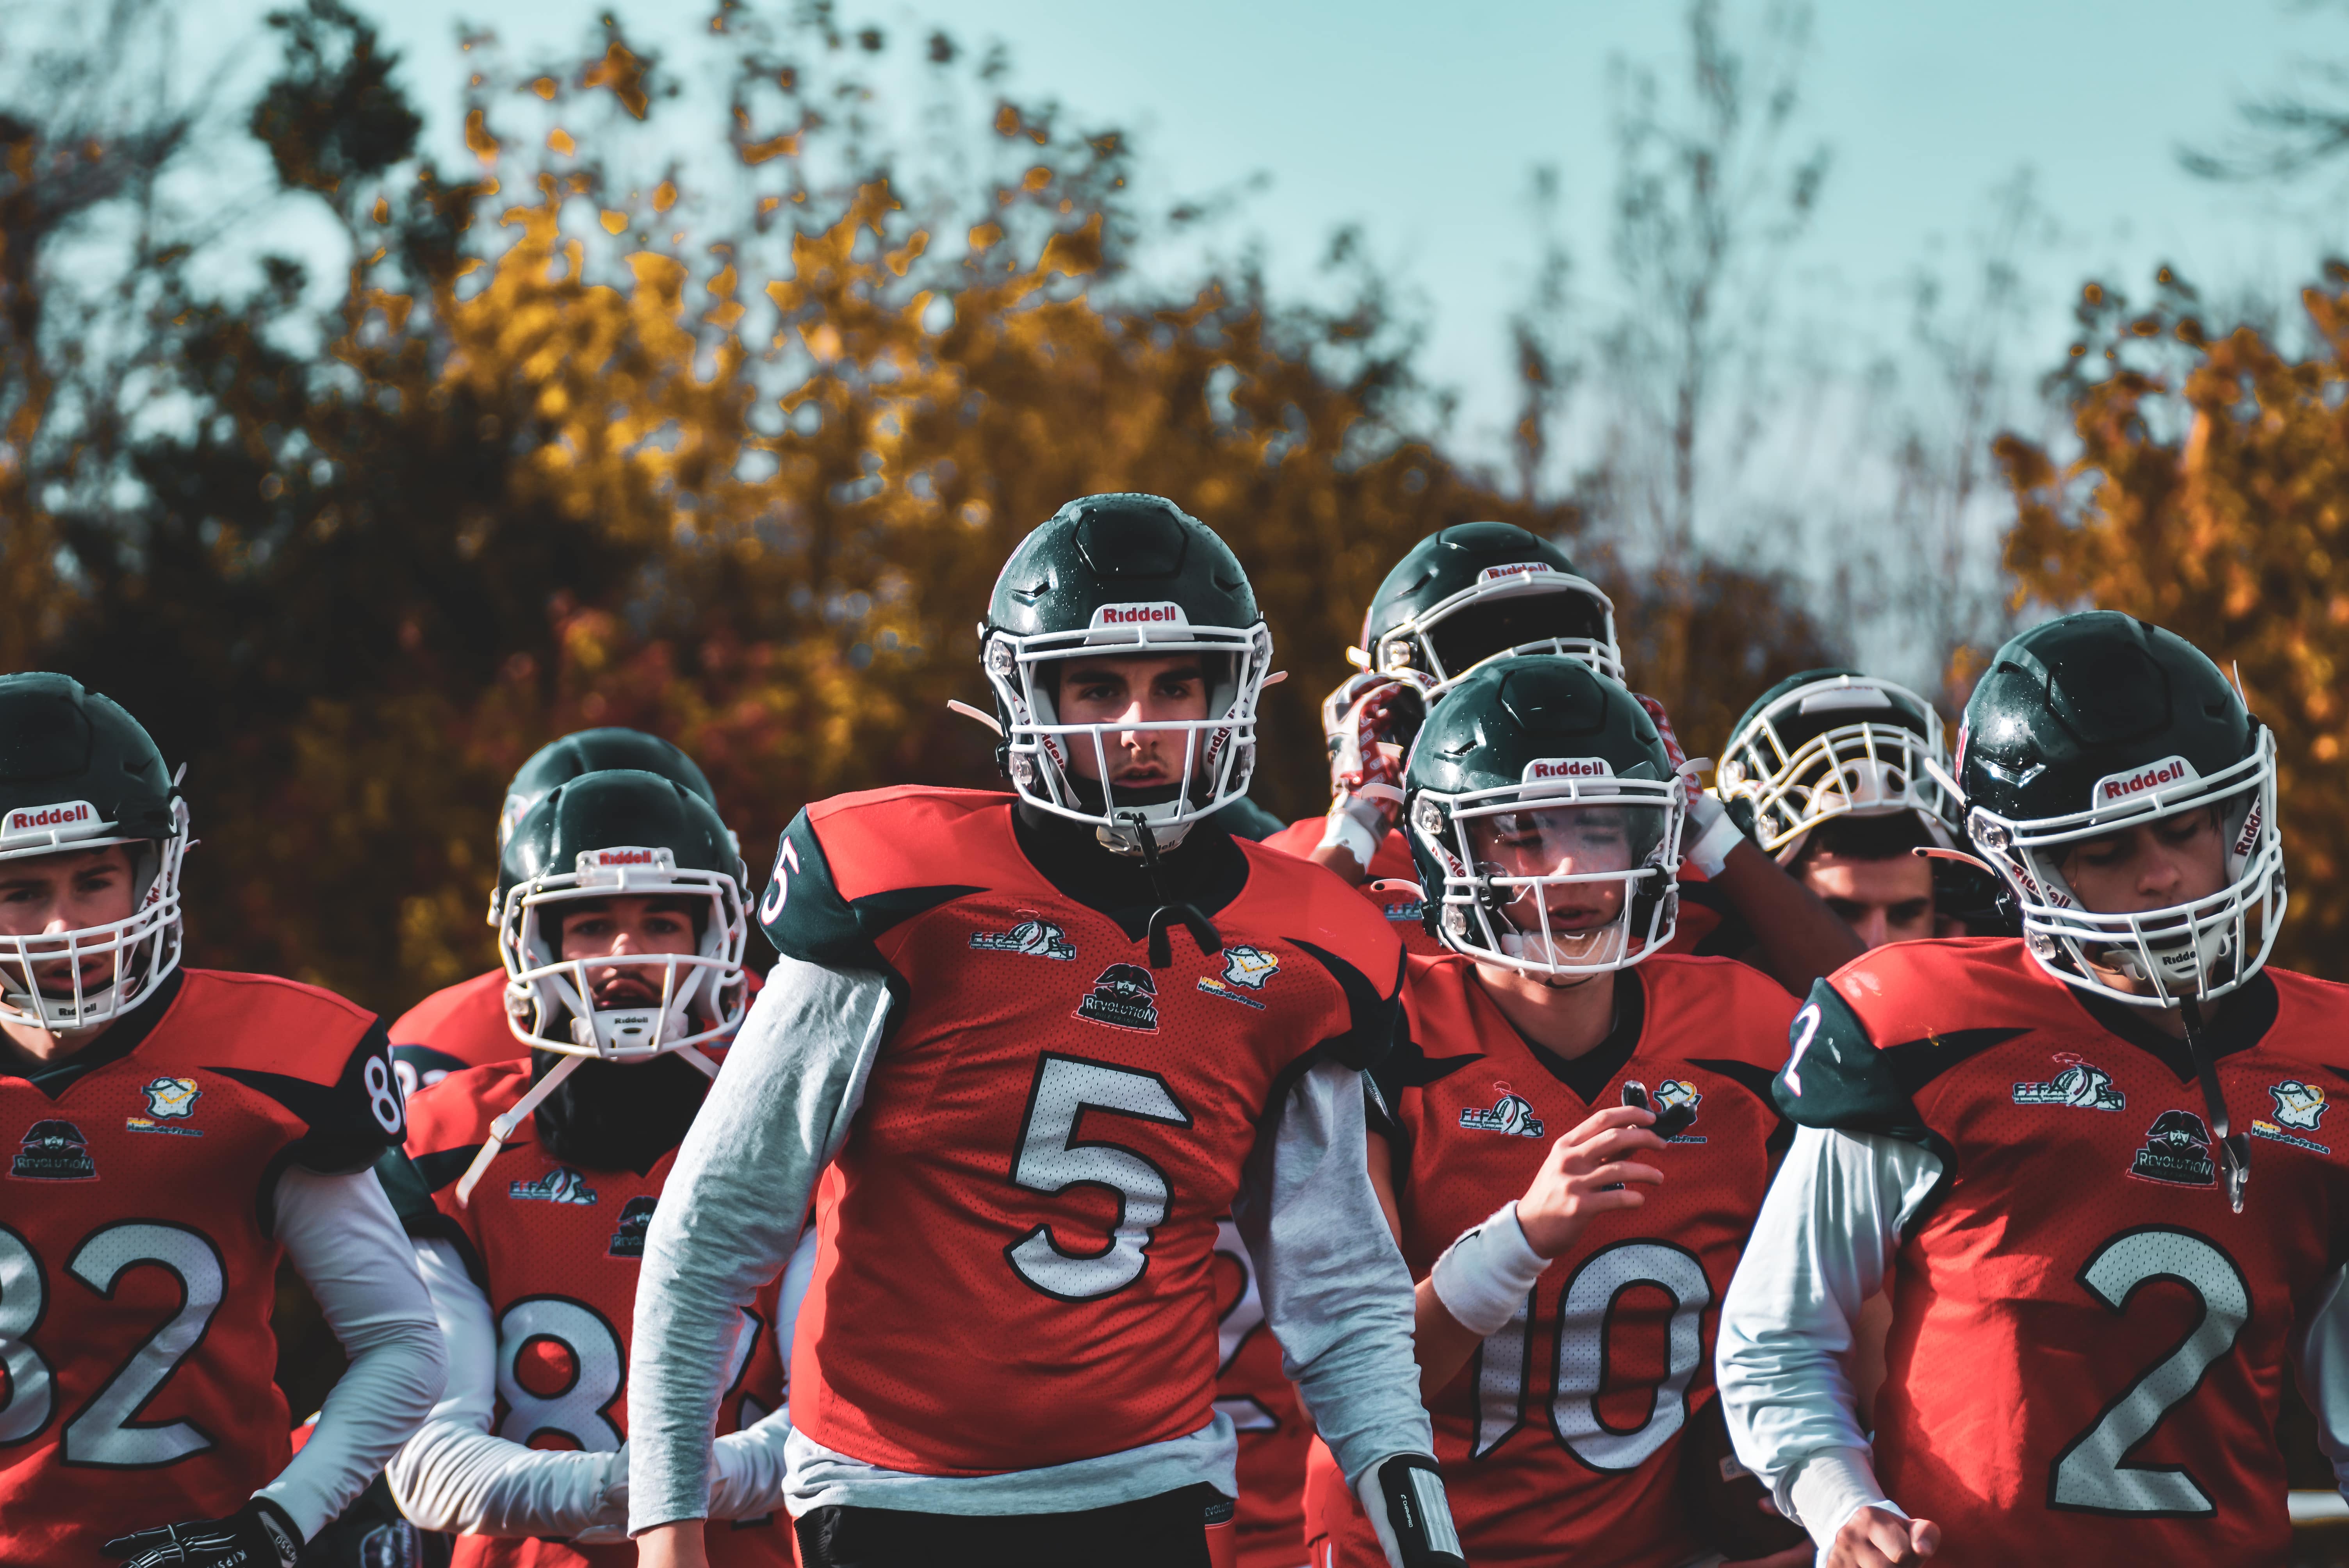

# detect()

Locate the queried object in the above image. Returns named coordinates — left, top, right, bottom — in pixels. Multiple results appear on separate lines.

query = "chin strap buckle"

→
left=2179, top=996, right=2249, bottom=1214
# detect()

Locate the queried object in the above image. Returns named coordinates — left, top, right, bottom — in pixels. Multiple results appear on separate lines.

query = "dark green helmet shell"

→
left=1404, top=657, right=1679, bottom=964
left=984, top=493, right=1258, bottom=641
left=1957, top=613, right=2255, bottom=827
left=0, top=673, right=177, bottom=852
left=1359, top=522, right=1620, bottom=688
left=497, top=768, right=740, bottom=912
left=500, top=728, right=720, bottom=849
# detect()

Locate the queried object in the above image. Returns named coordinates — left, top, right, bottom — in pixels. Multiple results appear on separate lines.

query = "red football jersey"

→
left=1261, top=820, right=1752, bottom=964
left=388, top=969, right=524, bottom=1099
left=0, top=969, right=406, bottom=1564
left=1303, top=951, right=1797, bottom=1568
left=390, top=1060, right=792, bottom=1568
left=763, top=788, right=1403, bottom=1477
left=1779, top=939, right=2349, bottom=1568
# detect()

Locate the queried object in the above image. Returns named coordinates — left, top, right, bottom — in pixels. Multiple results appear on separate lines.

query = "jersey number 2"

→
left=0, top=1222, right=226, bottom=1466
left=1005, top=1054, right=1192, bottom=1302
left=2049, top=1225, right=2251, bottom=1516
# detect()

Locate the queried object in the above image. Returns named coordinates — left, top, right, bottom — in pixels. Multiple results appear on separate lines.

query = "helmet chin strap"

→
left=1122, top=813, right=1223, bottom=969
left=454, top=1052, right=587, bottom=1207
left=2178, top=994, right=2249, bottom=1214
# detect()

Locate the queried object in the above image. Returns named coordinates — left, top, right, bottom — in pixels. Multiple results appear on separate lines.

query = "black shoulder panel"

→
left=759, top=806, right=979, bottom=967
left=215, top=1017, right=406, bottom=1177
left=1290, top=939, right=1406, bottom=1076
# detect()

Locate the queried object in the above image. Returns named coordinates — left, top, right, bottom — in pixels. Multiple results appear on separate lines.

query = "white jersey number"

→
left=1210, top=1217, right=1278, bottom=1432
left=1474, top=1239, right=1714, bottom=1470
left=0, top=1222, right=226, bottom=1466
left=2049, top=1226, right=2250, bottom=1516
left=1005, top=1054, right=1193, bottom=1302
left=496, top=1297, right=628, bottom=1452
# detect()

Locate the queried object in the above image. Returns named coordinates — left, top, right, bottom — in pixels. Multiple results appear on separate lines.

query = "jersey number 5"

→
left=1004, top=1054, right=1193, bottom=1303
left=2048, top=1225, right=2251, bottom=1516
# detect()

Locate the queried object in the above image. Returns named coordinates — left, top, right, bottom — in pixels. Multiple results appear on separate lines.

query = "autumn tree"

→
left=1997, top=264, right=2349, bottom=981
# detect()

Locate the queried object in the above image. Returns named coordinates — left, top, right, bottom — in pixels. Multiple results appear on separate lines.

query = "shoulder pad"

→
left=1259, top=817, right=1323, bottom=861
left=1236, top=842, right=1406, bottom=992
left=168, top=971, right=406, bottom=1174
left=1643, top=955, right=1801, bottom=1071
left=757, top=789, right=999, bottom=965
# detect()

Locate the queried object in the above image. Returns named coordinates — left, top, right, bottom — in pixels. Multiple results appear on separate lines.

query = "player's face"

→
left=1467, top=804, right=1647, bottom=935
left=558, top=894, right=698, bottom=1010
left=2055, top=805, right=2228, bottom=916
left=1052, top=654, right=1211, bottom=788
left=1800, top=852, right=1934, bottom=950
left=0, top=845, right=138, bottom=996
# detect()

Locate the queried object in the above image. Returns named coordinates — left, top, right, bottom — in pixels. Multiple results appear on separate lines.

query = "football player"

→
left=378, top=768, right=797, bottom=1563
left=0, top=674, right=446, bottom=1566
left=1715, top=668, right=1975, bottom=950
left=1268, top=523, right=1861, bottom=991
left=1298, top=656, right=1809, bottom=1568
left=387, top=729, right=731, bottom=1098
left=1716, top=611, right=2349, bottom=1568
left=626, top=494, right=1461, bottom=1568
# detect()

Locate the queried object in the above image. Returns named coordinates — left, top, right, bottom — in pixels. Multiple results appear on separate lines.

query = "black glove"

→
left=1366, top=1454, right=1468, bottom=1568
left=101, top=1499, right=303, bottom=1568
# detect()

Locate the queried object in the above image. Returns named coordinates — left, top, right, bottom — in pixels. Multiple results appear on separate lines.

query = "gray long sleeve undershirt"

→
left=626, top=954, right=1431, bottom=1534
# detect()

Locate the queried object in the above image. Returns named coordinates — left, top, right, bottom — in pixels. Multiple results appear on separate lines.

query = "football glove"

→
left=1356, top=1453, right=1467, bottom=1568
left=100, top=1499, right=302, bottom=1568
left=1318, top=671, right=1428, bottom=873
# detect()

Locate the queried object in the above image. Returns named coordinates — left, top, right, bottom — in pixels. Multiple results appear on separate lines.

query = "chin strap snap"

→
left=2178, top=996, right=2249, bottom=1213
left=1125, top=814, right=1223, bottom=969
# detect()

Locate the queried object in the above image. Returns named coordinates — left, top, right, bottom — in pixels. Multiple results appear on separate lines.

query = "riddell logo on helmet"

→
left=1, top=801, right=98, bottom=839
left=592, top=848, right=656, bottom=866
left=2092, top=755, right=2200, bottom=809
left=1477, top=563, right=1554, bottom=584
left=1090, top=602, right=1189, bottom=629
left=1522, top=757, right=1613, bottom=783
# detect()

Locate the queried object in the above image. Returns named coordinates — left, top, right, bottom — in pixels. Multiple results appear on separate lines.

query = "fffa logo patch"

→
left=1460, top=1091, right=1545, bottom=1139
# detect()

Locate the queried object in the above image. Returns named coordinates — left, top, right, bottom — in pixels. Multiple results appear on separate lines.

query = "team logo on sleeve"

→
left=1197, top=944, right=1279, bottom=1009
left=11, top=1119, right=97, bottom=1180
left=2250, top=1081, right=2333, bottom=1155
left=509, top=1165, right=600, bottom=1205
left=2129, top=1110, right=2216, bottom=1187
left=1076, top=963, right=1160, bottom=1032
left=608, top=1195, right=659, bottom=1257
left=2012, top=1055, right=2126, bottom=1112
left=970, top=914, right=1078, bottom=960
left=1460, top=1091, right=1545, bottom=1139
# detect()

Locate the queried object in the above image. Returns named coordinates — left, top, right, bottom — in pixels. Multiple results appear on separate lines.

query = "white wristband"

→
left=1428, top=1201, right=1548, bottom=1337
left=1319, top=804, right=1382, bottom=874
left=1684, top=793, right=1745, bottom=879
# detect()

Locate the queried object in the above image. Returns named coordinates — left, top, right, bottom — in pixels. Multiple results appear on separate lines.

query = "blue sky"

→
left=167, top=0, right=2349, bottom=451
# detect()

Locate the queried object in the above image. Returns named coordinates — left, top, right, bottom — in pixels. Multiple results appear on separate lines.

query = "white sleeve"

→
left=1715, top=1125, right=1942, bottom=1546
left=1237, top=1055, right=1433, bottom=1491
left=2294, top=1258, right=2349, bottom=1494
left=628, top=959, right=893, bottom=1534
left=255, top=1167, right=448, bottom=1541
left=706, top=1223, right=819, bottom=1521
left=384, top=1239, right=626, bottom=1538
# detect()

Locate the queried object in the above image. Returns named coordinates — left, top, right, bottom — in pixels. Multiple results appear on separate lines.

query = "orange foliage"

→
left=1998, top=265, right=2349, bottom=978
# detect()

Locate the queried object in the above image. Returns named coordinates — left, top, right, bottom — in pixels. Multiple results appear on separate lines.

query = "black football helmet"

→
left=1715, top=667, right=1955, bottom=861
left=1358, top=523, right=1621, bottom=694
left=1404, top=657, right=1686, bottom=977
left=0, top=674, right=189, bottom=1029
left=495, top=768, right=749, bottom=1062
left=1946, top=612, right=2283, bottom=1007
left=980, top=494, right=1273, bottom=855
left=490, top=727, right=729, bottom=922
